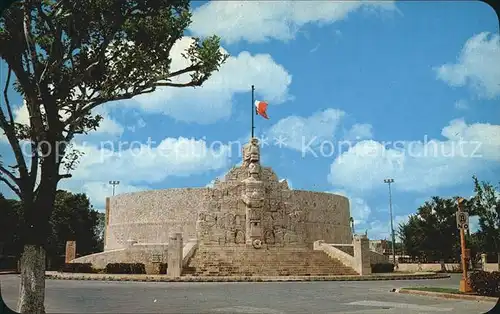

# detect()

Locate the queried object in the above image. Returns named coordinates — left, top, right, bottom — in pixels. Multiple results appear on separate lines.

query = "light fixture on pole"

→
left=349, top=217, right=355, bottom=236
left=384, top=178, right=397, bottom=265
left=109, top=180, right=120, bottom=196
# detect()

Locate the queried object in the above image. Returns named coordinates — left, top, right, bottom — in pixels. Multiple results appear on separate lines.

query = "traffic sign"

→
left=456, top=212, right=469, bottom=229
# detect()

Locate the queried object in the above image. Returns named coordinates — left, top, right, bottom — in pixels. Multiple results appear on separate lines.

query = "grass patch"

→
left=402, top=287, right=463, bottom=294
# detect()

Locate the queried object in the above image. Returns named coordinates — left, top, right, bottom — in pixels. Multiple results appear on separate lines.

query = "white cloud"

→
left=365, top=215, right=409, bottom=240
left=130, top=37, right=292, bottom=124
left=435, top=32, right=500, bottom=99
left=189, top=1, right=397, bottom=44
left=68, top=136, right=231, bottom=185
left=266, top=109, right=345, bottom=151
left=330, top=190, right=372, bottom=226
left=328, top=119, right=500, bottom=193
left=60, top=180, right=149, bottom=210
left=55, top=136, right=232, bottom=208
left=344, top=123, right=374, bottom=141
left=3, top=101, right=123, bottom=141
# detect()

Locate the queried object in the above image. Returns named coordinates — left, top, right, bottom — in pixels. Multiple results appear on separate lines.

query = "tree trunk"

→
left=17, top=244, right=46, bottom=314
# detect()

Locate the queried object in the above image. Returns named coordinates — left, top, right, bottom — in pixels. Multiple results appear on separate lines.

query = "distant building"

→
left=369, top=240, right=388, bottom=254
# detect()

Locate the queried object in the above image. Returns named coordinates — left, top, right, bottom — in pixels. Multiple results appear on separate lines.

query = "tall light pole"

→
left=109, top=180, right=120, bottom=196
left=384, top=178, right=396, bottom=265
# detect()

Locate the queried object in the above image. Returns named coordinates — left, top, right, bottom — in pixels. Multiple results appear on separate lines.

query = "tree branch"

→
left=3, top=65, right=14, bottom=125
left=155, top=80, right=203, bottom=88
left=0, top=175, right=21, bottom=198
left=0, top=94, right=28, bottom=184
left=0, top=164, right=19, bottom=183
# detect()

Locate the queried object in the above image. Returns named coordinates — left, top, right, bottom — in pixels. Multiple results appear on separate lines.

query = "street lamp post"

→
left=384, top=178, right=397, bottom=265
left=349, top=217, right=355, bottom=238
left=109, top=180, right=120, bottom=196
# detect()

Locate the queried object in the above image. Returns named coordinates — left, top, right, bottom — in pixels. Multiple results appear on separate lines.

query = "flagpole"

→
left=251, top=85, right=255, bottom=139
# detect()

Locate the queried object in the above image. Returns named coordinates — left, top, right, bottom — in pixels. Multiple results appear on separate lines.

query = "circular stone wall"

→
left=105, top=188, right=207, bottom=250
left=288, top=190, right=352, bottom=245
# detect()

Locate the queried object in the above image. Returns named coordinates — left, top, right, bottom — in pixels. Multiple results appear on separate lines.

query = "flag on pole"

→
left=254, top=100, right=269, bottom=119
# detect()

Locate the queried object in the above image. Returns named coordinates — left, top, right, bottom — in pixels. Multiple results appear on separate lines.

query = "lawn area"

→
left=401, top=287, right=464, bottom=294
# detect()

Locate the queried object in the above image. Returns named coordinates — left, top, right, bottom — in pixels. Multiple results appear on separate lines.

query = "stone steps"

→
left=183, top=247, right=358, bottom=276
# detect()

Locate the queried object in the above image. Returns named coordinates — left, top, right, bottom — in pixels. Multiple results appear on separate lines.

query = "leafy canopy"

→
left=0, top=0, right=228, bottom=199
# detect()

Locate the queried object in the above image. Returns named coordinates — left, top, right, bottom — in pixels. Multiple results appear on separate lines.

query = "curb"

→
left=397, top=288, right=499, bottom=303
left=46, top=273, right=450, bottom=283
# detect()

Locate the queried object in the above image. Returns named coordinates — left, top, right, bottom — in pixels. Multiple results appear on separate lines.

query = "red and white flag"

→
left=254, top=100, right=269, bottom=119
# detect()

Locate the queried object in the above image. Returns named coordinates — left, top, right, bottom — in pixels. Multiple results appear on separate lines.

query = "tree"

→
left=0, top=193, right=23, bottom=257
left=0, top=1, right=227, bottom=312
left=398, top=214, right=423, bottom=258
left=471, top=176, right=500, bottom=255
left=1, top=190, right=103, bottom=267
left=94, top=211, right=105, bottom=251
left=398, top=196, right=463, bottom=262
left=47, top=190, right=102, bottom=259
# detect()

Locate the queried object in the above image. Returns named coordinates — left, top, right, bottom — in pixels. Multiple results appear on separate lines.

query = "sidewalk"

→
left=397, top=288, right=499, bottom=303
left=45, top=271, right=450, bottom=282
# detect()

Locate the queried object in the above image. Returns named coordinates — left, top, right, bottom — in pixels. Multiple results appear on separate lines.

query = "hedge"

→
left=105, top=263, right=146, bottom=274
left=59, top=263, right=94, bottom=273
left=160, top=263, right=168, bottom=274
left=371, top=263, right=395, bottom=273
left=469, top=271, right=500, bottom=297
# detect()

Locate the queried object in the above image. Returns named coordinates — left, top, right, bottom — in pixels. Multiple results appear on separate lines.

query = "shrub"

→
left=105, top=263, right=146, bottom=274
left=469, top=271, right=500, bottom=297
left=159, top=263, right=168, bottom=274
left=59, top=263, right=94, bottom=273
left=371, top=263, right=395, bottom=273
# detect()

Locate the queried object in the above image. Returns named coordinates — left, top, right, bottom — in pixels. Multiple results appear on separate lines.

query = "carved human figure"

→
left=264, top=230, right=275, bottom=245
left=242, top=138, right=260, bottom=167
left=235, top=230, right=245, bottom=244
left=248, top=162, right=261, bottom=179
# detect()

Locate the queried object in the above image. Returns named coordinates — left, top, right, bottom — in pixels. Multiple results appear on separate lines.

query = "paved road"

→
left=1, top=274, right=497, bottom=313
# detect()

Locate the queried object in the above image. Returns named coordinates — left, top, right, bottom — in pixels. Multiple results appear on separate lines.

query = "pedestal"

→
left=167, top=233, right=183, bottom=277
left=459, top=278, right=473, bottom=293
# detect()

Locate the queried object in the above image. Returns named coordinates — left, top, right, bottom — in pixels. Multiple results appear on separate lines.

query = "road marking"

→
left=347, top=301, right=453, bottom=312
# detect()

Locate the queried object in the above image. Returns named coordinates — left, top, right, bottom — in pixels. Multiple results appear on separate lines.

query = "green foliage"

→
left=0, top=0, right=228, bottom=249
left=59, top=263, right=94, bottom=273
left=371, top=263, right=394, bottom=273
left=0, top=193, right=23, bottom=256
left=470, top=176, right=500, bottom=254
left=105, top=263, right=146, bottom=274
left=0, top=0, right=227, bottom=143
left=469, top=271, right=500, bottom=297
left=0, top=190, right=103, bottom=259
left=398, top=196, right=461, bottom=261
left=398, top=176, right=499, bottom=262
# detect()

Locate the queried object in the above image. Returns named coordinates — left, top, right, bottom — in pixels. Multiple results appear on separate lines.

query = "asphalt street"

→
left=1, top=274, right=497, bottom=313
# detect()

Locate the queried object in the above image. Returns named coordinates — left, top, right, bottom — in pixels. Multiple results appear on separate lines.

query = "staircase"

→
left=183, top=246, right=358, bottom=276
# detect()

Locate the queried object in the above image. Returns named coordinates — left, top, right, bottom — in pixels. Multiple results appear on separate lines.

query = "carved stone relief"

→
left=235, top=230, right=245, bottom=244
left=264, top=230, right=275, bottom=244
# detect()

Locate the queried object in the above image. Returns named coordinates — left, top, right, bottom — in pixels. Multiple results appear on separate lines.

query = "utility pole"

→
left=384, top=178, right=397, bottom=265
left=109, top=180, right=120, bottom=196
left=456, top=197, right=472, bottom=293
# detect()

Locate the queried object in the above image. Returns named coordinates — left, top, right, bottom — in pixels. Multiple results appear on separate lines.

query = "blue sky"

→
left=1, top=1, right=499, bottom=240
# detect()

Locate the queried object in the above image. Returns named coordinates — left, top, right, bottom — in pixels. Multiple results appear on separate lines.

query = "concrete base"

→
left=459, top=279, right=473, bottom=293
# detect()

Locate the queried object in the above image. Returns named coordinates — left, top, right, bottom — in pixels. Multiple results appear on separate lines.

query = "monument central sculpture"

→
left=73, top=137, right=369, bottom=276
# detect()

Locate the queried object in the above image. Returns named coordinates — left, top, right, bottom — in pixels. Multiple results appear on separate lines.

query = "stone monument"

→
left=73, top=137, right=359, bottom=276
